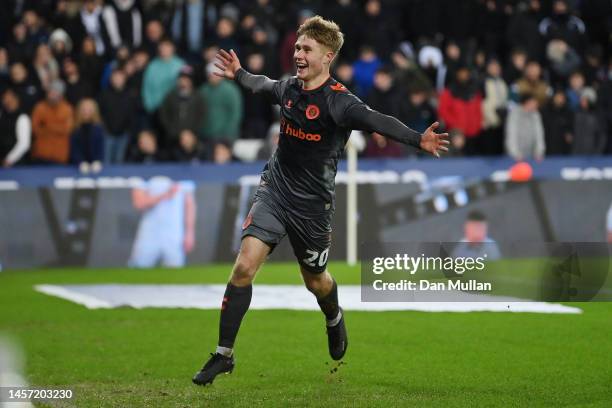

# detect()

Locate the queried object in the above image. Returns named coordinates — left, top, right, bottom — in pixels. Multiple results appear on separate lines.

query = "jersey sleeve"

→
left=235, top=68, right=289, bottom=105
left=330, top=92, right=422, bottom=148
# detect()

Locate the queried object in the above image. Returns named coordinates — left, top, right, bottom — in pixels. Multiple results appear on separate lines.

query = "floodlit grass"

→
left=0, top=262, right=611, bottom=407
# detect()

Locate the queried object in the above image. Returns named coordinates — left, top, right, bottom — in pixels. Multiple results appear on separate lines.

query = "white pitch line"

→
left=34, top=284, right=583, bottom=314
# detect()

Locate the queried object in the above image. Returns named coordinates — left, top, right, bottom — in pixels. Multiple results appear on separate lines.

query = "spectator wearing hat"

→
left=505, top=93, right=545, bottom=161
left=99, top=68, right=135, bottom=163
left=31, top=79, right=74, bottom=164
left=0, top=88, right=31, bottom=167
left=142, top=38, right=185, bottom=114
left=159, top=65, right=206, bottom=148
left=48, top=28, right=73, bottom=62
left=199, top=62, right=242, bottom=163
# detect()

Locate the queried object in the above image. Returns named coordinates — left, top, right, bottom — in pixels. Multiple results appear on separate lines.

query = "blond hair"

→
left=297, top=15, right=344, bottom=55
left=75, top=98, right=101, bottom=127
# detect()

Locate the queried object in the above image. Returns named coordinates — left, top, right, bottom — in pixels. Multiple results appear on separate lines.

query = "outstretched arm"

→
left=342, top=103, right=450, bottom=157
left=214, top=49, right=277, bottom=94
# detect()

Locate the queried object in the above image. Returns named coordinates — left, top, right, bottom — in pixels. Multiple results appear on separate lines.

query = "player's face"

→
left=294, top=35, right=332, bottom=82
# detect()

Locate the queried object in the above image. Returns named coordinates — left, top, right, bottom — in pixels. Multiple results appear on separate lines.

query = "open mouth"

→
left=296, top=62, right=308, bottom=75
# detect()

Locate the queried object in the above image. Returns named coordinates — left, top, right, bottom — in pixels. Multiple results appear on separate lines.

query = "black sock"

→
left=316, top=279, right=340, bottom=321
left=218, top=283, right=252, bottom=348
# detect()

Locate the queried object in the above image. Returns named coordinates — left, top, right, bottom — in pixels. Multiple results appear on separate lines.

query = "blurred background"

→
left=0, top=0, right=611, bottom=270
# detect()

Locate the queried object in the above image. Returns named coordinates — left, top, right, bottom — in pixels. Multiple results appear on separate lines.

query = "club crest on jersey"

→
left=285, top=99, right=293, bottom=109
left=305, top=104, right=320, bottom=120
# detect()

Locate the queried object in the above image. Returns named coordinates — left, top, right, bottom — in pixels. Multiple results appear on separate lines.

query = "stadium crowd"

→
left=0, top=0, right=611, bottom=169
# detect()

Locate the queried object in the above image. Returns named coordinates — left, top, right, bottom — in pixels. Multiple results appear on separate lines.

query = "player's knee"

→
left=302, top=269, right=331, bottom=296
left=231, top=257, right=258, bottom=285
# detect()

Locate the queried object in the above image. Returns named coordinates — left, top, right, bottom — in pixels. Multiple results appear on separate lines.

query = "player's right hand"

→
left=214, top=49, right=242, bottom=80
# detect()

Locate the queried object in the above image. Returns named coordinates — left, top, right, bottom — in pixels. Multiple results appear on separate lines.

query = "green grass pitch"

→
left=0, top=262, right=611, bottom=407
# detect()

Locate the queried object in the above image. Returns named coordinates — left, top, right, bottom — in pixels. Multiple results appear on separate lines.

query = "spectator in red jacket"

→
left=438, top=66, right=483, bottom=155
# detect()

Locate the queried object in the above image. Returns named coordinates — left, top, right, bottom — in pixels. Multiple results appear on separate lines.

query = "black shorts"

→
left=241, top=187, right=332, bottom=274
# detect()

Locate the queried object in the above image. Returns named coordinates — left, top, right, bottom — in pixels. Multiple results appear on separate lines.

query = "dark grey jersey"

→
left=236, top=68, right=422, bottom=218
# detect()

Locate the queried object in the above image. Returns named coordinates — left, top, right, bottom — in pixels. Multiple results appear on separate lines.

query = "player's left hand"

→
left=420, top=122, right=449, bottom=158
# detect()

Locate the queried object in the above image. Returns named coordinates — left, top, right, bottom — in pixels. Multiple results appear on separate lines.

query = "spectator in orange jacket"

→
left=438, top=66, right=483, bottom=155
left=31, top=80, right=74, bottom=164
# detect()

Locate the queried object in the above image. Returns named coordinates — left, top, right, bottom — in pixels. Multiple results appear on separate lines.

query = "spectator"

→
left=63, top=58, right=95, bottom=106
left=245, top=26, right=277, bottom=78
left=142, top=38, right=184, bottom=114
left=99, top=68, right=134, bottom=163
left=503, top=47, right=528, bottom=85
left=440, top=40, right=463, bottom=88
left=32, top=44, right=59, bottom=91
left=240, top=53, right=274, bottom=139
left=99, top=45, right=131, bottom=89
left=363, top=66, right=405, bottom=157
left=505, top=93, right=545, bottom=161
left=78, top=36, right=104, bottom=97
left=199, top=62, right=242, bottom=161
left=481, top=58, right=509, bottom=155
left=22, top=10, right=49, bottom=47
left=546, top=39, right=581, bottom=86
left=102, top=0, right=143, bottom=53
left=539, top=0, right=586, bottom=53
left=172, top=129, right=206, bottom=163
left=70, top=98, right=105, bottom=169
left=352, top=45, right=382, bottom=98
left=159, top=65, right=205, bottom=147
left=209, top=17, right=240, bottom=56
left=417, top=44, right=444, bottom=92
left=0, top=49, right=10, bottom=93
left=48, top=29, right=73, bottom=62
left=6, top=23, right=34, bottom=64
left=572, top=88, right=606, bottom=155
left=438, top=66, right=483, bottom=154
left=582, top=45, right=606, bottom=87
left=512, top=60, right=550, bottom=107
left=31, top=79, right=74, bottom=164
left=333, top=61, right=355, bottom=92
left=71, top=0, right=106, bottom=56
left=392, top=44, right=432, bottom=95
left=170, top=0, right=204, bottom=56
left=0, top=88, right=31, bottom=167
left=8, top=62, right=40, bottom=114
left=398, top=89, right=437, bottom=136
left=143, top=19, right=165, bottom=58
left=367, top=66, right=401, bottom=117
left=542, top=89, right=573, bottom=155
left=566, top=71, right=585, bottom=111
left=506, top=0, right=544, bottom=61
left=357, top=0, right=399, bottom=61
left=127, top=129, right=166, bottom=163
